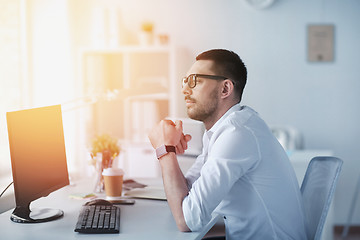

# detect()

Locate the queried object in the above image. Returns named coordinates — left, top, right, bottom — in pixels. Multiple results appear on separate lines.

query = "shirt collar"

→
left=205, top=103, right=242, bottom=140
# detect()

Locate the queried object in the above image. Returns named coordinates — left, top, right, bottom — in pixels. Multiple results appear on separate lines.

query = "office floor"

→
left=204, top=225, right=360, bottom=240
left=334, top=233, right=360, bottom=240
left=334, top=226, right=360, bottom=240
left=202, top=222, right=225, bottom=239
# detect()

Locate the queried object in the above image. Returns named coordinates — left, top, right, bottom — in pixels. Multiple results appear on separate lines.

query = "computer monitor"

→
left=7, top=104, right=69, bottom=223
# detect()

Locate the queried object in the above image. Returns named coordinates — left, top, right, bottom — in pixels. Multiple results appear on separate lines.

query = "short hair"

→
left=196, top=49, right=247, bottom=102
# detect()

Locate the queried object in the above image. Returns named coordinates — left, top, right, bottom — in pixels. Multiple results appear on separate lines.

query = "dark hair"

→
left=196, top=49, right=247, bottom=102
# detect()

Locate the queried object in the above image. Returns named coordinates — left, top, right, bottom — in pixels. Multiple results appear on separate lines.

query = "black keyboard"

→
left=74, top=205, right=120, bottom=234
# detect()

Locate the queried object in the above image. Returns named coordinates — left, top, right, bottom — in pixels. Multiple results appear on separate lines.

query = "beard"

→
left=186, top=87, right=219, bottom=122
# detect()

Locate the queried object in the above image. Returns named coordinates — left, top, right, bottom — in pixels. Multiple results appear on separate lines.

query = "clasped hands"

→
left=148, top=119, right=192, bottom=155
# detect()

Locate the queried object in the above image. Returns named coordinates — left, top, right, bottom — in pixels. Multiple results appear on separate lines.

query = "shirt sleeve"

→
left=185, top=154, right=205, bottom=189
left=182, top=123, right=261, bottom=231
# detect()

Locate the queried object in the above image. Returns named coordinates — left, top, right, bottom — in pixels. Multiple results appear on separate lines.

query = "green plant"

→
left=90, top=134, right=120, bottom=165
left=141, top=22, right=154, bottom=32
left=90, top=134, right=120, bottom=192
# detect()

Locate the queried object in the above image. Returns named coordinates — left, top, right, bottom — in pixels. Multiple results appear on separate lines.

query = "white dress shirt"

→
left=183, top=104, right=307, bottom=240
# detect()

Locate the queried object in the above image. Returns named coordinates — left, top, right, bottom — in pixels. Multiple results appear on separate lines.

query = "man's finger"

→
left=184, top=134, right=192, bottom=143
left=163, top=119, right=175, bottom=126
left=175, top=120, right=183, bottom=131
left=176, top=141, right=184, bottom=154
left=180, top=134, right=187, bottom=151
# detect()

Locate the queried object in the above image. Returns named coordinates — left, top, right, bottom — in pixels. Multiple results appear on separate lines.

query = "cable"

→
left=0, top=182, right=13, bottom=198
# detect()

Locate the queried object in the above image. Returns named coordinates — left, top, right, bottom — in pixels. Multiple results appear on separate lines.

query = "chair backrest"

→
left=300, top=156, right=343, bottom=240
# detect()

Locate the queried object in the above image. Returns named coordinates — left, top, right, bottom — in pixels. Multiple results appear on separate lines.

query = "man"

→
left=148, top=49, right=307, bottom=239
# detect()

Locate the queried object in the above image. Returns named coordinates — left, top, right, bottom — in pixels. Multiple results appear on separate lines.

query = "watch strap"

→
left=156, top=145, right=176, bottom=159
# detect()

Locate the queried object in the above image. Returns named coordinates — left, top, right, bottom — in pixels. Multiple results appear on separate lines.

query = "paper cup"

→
left=102, top=168, right=124, bottom=200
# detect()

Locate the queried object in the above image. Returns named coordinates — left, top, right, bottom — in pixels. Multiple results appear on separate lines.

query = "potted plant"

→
left=90, top=134, right=120, bottom=192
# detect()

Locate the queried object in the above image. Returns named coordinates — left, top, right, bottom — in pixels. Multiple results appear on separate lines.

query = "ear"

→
left=220, top=80, right=234, bottom=99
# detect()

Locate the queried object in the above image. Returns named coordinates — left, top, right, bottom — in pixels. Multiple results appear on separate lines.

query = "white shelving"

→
left=80, top=45, right=176, bottom=142
left=80, top=45, right=177, bottom=177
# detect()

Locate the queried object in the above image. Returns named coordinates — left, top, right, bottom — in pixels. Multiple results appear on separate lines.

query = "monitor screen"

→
left=7, top=104, right=69, bottom=223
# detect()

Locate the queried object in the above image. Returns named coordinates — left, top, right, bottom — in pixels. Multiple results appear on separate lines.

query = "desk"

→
left=287, top=150, right=333, bottom=186
left=0, top=178, right=219, bottom=240
left=1, top=150, right=333, bottom=239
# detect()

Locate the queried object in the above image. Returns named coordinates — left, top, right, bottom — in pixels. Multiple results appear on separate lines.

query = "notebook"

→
left=124, top=186, right=166, bottom=201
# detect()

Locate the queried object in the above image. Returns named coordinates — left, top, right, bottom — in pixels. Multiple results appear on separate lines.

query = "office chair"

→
left=301, top=156, right=343, bottom=240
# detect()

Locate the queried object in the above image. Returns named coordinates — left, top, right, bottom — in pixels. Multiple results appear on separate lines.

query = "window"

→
left=0, top=0, right=23, bottom=176
left=0, top=0, right=84, bottom=177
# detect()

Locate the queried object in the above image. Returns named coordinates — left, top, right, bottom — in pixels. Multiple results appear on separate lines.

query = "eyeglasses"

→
left=182, top=74, right=227, bottom=89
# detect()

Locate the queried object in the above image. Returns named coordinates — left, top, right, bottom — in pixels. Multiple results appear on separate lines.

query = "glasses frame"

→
left=182, top=74, right=228, bottom=89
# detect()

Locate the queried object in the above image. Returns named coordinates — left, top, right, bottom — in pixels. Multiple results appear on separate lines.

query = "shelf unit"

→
left=80, top=45, right=176, bottom=141
left=79, top=45, right=177, bottom=177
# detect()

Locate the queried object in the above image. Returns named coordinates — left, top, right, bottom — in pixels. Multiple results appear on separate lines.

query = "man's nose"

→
left=182, top=83, right=192, bottom=96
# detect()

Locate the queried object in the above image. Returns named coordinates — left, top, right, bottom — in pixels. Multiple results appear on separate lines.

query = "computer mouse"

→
left=84, top=199, right=113, bottom=206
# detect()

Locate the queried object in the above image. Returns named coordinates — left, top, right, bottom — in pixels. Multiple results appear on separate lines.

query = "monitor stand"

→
left=11, top=204, right=64, bottom=223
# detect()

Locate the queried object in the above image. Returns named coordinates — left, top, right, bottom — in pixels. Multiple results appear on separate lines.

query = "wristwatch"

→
left=156, top=145, right=176, bottom=160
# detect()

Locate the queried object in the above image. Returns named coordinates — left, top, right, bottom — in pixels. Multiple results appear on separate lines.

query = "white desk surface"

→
left=0, top=149, right=332, bottom=239
left=0, top=178, right=220, bottom=240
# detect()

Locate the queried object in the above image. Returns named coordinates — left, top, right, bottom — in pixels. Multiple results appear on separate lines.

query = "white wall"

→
left=90, top=0, right=360, bottom=225
left=37, top=0, right=360, bottom=225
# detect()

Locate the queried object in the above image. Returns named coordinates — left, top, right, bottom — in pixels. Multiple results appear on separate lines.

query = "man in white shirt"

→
left=148, top=49, right=307, bottom=239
